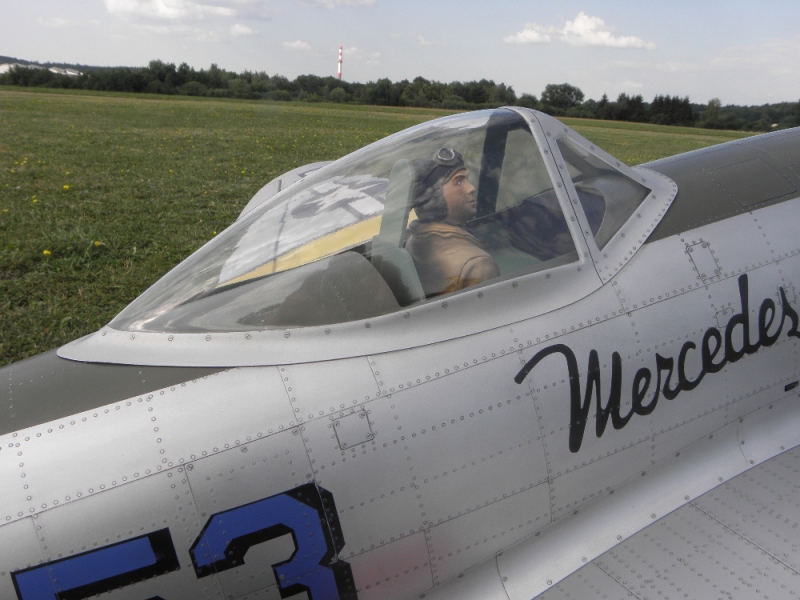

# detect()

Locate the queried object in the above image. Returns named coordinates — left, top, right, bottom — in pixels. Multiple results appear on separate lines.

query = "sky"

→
left=2, top=0, right=800, bottom=106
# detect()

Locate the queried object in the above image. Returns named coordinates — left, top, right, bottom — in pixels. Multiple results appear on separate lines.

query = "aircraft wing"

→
left=544, top=447, right=800, bottom=599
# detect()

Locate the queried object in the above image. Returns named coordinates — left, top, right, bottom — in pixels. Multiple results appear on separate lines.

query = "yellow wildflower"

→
left=94, top=241, right=102, bottom=247
left=63, top=185, right=70, bottom=190
left=43, top=250, right=51, bottom=256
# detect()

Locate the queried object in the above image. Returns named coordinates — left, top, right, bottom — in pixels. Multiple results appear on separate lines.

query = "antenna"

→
left=338, top=45, right=343, bottom=79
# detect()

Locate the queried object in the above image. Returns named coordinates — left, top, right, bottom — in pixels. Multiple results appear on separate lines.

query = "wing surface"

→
left=539, top=447, right=800, bottom=599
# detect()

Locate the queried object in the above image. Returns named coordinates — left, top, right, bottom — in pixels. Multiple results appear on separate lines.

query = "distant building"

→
left=47, top=66, right=82, bottom=77
left=0, top=62, right=43, bottom=74
left=0, top=62, right=82, bottom=76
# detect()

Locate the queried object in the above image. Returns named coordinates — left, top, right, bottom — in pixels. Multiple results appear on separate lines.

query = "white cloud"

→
left=136, top=22, right=218, bottom=39
left=231, top=23, right=256, bottom=36
left=503, top=27, right=551, bottom=44
left=103, top=0, right=258, bottom=20
left=295, top=0, right=374, bottom=7
left=415, top=34, right=433, bottom=47
left=505, top=12, right=655, bottom=49
left=709, top=35, right=800, bottom=78
left=343, top=46, right=380, bottom=66
left=283, top=40, right=312, bottom=51
left=36, top=17, right=75, bottom=28
left=618, top=80, right=645, bottom=90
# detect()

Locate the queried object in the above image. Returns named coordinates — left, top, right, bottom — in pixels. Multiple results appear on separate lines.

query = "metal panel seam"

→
left=689, top=499, right=800, bottom=577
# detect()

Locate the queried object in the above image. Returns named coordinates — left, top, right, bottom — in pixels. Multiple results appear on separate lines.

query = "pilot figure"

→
left=405, top=147, right=500, bottom=297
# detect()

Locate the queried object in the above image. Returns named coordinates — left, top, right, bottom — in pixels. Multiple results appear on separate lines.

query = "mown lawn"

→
left=0, top=88, right=751, bottom=365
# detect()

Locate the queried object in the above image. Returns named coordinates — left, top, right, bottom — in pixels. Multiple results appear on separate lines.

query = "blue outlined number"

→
left=12, top=529, right=178, bottom=600
left=191, top=484, right=356, bottom=599
left=11, top=485, right=356, bottom=600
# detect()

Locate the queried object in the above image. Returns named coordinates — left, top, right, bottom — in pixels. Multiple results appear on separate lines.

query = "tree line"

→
left=2, top=60, right=799, bottom=132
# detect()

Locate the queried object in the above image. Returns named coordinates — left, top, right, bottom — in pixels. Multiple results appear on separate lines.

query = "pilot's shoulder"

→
left=460, top=252, right=501, bottom=283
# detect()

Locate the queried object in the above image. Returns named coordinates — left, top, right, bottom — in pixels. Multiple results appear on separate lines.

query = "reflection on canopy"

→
left=109, top=108, right=650, bottom=333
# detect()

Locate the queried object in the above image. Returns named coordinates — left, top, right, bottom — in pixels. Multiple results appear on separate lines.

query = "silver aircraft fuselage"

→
left=2, top=109, right=800, bottom=600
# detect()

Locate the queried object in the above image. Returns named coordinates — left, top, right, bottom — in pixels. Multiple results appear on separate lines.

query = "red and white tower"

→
left=337, top=45, right=343, bottom=79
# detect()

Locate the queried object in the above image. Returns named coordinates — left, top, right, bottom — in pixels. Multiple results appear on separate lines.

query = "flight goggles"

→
left=433, top=147, right=461, bottom=166
left=419, top=147, right=465, bottom=190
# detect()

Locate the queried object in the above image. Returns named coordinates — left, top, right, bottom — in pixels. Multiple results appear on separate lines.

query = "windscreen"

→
left=556, top=137, right=651, bottom=249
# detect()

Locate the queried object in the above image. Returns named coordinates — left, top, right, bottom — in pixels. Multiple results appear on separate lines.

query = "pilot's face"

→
left=442, top=169, right=477, bottom=225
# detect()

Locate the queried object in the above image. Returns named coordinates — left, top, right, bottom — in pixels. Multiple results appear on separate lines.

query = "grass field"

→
left=0, top=88, right=752, bottom=365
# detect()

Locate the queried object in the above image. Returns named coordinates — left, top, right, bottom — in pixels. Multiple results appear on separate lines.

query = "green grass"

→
left=560, top=117, right=752, bottom=165
left=0, top=88, right=751, bottom=365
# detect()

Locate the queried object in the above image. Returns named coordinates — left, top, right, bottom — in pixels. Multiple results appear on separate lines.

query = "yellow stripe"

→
left=221, top=216, right=382, bottom=286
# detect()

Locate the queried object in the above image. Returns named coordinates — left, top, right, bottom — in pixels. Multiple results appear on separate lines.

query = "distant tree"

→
left=329, top=87, right=349, bottom=103
left=248, top=71, right=271, bottom=94
left=614, top=93, right=647, bottom=122
left=595, top=93, right=613, bottom=120
left=440, top=94, right=470, bottom=110
left=540, top=83, right=584, bottom=110
left=401, top=76, right=442, bottom=107
left=176, top=62, right=193, bottom=87
left=702, top=98, right=722, bottom=128
left=446, top=81, right=467, bottom=102
left=515, top=94, right=538, bottom=109
left=650, top=94, right=693, bottom=126
left=194, top=63, right=232, bottom=90
left=180, top=81, right=208, bottom=96
left=148, top=60, right=179, bottom=90
left=490, top=82, right=516, bottom=105
left=266, top=75, right=293, bottom=92
left=228, top=78, right=259, bottom=100
left=796, top=99, right=800, bottom=127
left=580, top=98, right=598, bottom=117
left=265, top=90, right=292, bottom=101
left=295, top=74, right=321, bottom=96
left=464, top=80, right=489, bottom=105
left=363, top=78, right=399, bottom=105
